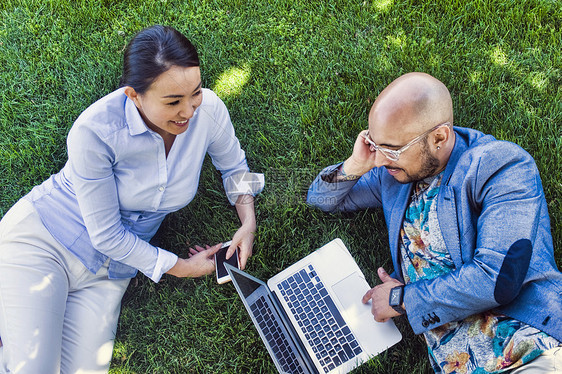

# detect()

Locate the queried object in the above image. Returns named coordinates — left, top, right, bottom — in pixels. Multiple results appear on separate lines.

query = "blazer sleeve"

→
left=307, top=163, right=384, bottom=212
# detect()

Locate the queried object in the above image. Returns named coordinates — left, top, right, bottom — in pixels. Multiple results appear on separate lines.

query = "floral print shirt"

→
left=399, top=173, right=560, bottom=374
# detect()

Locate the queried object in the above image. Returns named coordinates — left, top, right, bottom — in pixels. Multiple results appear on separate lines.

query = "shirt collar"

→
left=421, top=172, right=442, bottom=187
left=124, top=93, right=150, bottom=136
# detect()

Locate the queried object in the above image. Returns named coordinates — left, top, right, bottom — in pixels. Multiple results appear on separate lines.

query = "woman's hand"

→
left=228, top=194, right=257, bottom=269
left=227, top=221, right=256, bottom=270
left=166, top=243, right=222, bottom=278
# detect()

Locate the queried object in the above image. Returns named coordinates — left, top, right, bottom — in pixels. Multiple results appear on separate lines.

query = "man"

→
left=307, top=72, right=561, bottom=373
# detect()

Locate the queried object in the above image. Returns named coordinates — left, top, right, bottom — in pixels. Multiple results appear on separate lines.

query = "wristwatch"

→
left=389, top=285, right=406, bottom=315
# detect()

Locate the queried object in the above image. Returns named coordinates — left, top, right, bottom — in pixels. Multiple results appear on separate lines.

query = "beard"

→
left=387, top=139, right=440, bottom=183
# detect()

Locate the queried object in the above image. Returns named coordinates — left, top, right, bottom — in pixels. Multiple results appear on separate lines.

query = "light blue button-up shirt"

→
left=25, top=87, right=263, bottom=282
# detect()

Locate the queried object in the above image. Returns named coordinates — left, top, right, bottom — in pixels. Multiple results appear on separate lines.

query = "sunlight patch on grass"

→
left=376, top=53, right=394, bottom=72
left=373, top=0, right=394, bottom=12
left=428, top=54, right=444, bottom=69
left=490, top=46, right=508, bottom=66
left=386, top=33, right=405, bottom=49
left=526, top=71, right=548, bottom=92
left=212, top=64, right=251, bottom=98
left=469, top=71, right=482, bottom=84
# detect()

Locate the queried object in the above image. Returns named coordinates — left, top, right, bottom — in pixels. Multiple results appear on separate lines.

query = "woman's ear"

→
left=124, top=86, right=141, bottom=107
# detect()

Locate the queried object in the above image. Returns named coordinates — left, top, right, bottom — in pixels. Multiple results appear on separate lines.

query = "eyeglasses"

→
left=362, top=122, right=451, bottom=162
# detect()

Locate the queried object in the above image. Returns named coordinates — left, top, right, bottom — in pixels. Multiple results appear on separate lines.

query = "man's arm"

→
left=307, top=130, right=383, bottom=212
left=306, top=164, right=384, bottom=212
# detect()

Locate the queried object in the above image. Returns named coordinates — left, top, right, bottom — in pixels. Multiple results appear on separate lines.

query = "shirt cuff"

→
left=149, top=247, right=179, bottom=283
left=320, top=163, right=344, bottom=183
left=223, top=171, right=265, bottom=205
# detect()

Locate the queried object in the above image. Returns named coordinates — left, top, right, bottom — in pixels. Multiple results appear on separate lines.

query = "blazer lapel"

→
left=387, top=183, right=413, bottom=282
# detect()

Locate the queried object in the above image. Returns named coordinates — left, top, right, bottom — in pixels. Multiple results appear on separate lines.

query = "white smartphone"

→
left=215, top=241, right=239, bottom=284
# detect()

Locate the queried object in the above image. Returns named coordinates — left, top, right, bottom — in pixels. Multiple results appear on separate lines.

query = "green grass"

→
left=1, top=0, right=561, bottom=373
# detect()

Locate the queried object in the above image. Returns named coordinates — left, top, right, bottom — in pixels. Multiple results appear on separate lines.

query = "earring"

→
left=437, top=146, right=441, bottom=150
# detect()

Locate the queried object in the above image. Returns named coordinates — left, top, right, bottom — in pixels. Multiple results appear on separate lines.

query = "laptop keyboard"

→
left=250, top=296, right=305, bottom=374
left=278, top=264, right=363, bottom=373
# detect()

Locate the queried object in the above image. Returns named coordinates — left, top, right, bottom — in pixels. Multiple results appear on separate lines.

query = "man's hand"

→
left=362, top=267, right=405, bottom=322
left=341, top=130, right=378, bottom=178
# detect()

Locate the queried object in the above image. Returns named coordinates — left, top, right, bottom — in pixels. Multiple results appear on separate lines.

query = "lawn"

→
left=0, top=0, right=560, bottom=373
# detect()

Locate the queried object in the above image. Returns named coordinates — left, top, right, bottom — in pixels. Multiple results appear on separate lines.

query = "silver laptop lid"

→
left=267, top=239, right=402, bottom=374
left=226, top=264, right=316, bottom=374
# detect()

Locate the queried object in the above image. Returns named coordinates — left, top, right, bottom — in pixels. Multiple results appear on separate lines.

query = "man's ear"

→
left=124, top=86, right=141, bottom=107
left=433, top=124, right=451, bottom=149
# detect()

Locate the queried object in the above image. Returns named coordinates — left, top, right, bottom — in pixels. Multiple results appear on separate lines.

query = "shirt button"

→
left=158, top=186, right=165, bottom=192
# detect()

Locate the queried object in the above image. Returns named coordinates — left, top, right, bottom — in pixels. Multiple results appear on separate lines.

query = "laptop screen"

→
left=231, top=269, right=262, bottom=298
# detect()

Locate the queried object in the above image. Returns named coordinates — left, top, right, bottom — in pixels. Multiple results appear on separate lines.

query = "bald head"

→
left=370, top=72, right=453, bottom=135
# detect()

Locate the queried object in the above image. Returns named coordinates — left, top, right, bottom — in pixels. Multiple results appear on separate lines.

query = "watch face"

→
left=390, top=286, right=403, bottom=306
left=390, top=290, right=400, bottom=304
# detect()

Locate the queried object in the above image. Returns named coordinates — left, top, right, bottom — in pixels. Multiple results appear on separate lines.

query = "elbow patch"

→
left=494, top=239, right=532, bottom=305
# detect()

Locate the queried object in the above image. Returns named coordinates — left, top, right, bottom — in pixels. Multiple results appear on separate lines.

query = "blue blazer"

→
left=307, top=126, right=562, bottom=340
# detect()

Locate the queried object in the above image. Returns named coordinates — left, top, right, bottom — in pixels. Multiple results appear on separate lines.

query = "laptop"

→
left=225, top=238, right=402, bottom=374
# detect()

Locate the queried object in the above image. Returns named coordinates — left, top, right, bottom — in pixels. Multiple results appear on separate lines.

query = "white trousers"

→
left=0, top=199, right=130, bottom=374
left=511, top=346, right=562, bottom=374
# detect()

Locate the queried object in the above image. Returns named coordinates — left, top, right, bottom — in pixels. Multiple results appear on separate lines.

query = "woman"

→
left=0, top=25, right=263, bottom=373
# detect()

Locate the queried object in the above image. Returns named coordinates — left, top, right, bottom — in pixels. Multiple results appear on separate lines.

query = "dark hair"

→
left=119, top=25, right=200, bottom=94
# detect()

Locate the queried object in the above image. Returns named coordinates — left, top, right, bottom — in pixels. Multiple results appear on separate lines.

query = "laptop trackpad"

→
left=332, top=272, right=370, bottom=314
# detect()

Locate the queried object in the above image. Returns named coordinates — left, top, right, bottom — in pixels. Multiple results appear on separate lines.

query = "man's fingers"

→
left=362, top=288, right=375, bottom=304
left=377, top=267, right=392, bottom=282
